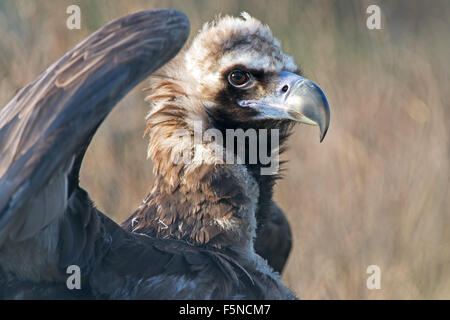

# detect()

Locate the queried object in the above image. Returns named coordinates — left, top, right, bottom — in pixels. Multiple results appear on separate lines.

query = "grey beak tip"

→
left=319, top=116, right=329, bottom=143
left=320, top=130, right=327, bottom=143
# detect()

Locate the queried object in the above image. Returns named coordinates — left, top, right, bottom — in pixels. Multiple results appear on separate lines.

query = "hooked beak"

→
left=238, top=71, right=330, bottom=142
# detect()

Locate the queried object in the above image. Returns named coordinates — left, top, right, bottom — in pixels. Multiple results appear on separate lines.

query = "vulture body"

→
left=0, top=10, right=329, bottom=299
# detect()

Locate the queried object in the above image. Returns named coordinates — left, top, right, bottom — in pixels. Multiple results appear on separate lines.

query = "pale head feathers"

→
left=147, top=13, right=298, bottom=106
left=185, top=12, right=297, bottom=92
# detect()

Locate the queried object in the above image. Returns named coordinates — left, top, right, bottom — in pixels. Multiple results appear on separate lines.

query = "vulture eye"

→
left=228, top=70, right=251, bottom=88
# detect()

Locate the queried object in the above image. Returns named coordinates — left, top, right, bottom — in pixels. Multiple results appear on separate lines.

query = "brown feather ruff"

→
left=124, top=77, right=259, bottom=251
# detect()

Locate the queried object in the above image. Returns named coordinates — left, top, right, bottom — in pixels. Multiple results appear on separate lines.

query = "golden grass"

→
left=1, top=0, right=449, bottom=299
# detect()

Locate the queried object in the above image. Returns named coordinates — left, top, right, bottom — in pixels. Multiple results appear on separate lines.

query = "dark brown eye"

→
left=228, top=70, right=250, bottom=87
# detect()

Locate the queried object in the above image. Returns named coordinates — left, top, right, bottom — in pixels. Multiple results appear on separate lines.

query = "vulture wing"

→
left=0, top=10, right=189, bottom=245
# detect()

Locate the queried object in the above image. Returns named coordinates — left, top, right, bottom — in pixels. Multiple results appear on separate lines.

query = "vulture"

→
left=0, top=10, right=329, bottom=299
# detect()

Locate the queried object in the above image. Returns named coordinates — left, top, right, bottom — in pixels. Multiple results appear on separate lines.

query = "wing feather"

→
left=0, top=9, right=190, bottom=244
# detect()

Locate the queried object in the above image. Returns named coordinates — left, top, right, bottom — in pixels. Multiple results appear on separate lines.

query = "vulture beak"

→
left=238, top=71, right=330, bottom=142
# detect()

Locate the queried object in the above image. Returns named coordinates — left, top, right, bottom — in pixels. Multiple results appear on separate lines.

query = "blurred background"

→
left=0, top=0, right=449, bottom=299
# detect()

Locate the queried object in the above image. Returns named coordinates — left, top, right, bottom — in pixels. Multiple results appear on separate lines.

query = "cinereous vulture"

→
left=0, top=10, right=329, bottom=299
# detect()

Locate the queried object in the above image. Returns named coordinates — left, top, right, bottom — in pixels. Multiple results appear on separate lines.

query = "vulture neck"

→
left=126, top=81, right=289, bottom=256
left=210, top=118, right=291, bottom=236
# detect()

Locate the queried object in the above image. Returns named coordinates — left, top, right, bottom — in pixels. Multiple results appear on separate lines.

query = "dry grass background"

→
left=1, top=0, right=449, bottom=299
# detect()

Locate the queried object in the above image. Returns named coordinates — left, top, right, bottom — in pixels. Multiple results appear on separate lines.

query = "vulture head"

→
left=147, top=13, right=328, bottom=138
left=187, top=13, right=328, bottom=136
left=127, top=12, right=329, bottom=263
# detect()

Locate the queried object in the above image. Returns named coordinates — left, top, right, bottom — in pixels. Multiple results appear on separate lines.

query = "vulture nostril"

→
left=281, top=85, right=289, bottom=93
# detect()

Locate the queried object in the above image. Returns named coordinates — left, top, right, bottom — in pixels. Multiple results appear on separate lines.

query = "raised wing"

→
left=0, top=9, right=190, bottom=245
